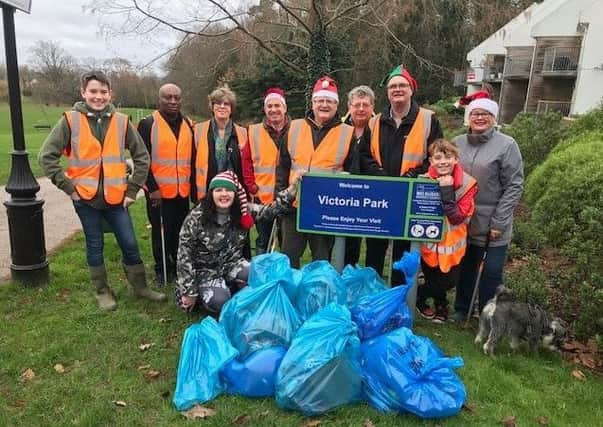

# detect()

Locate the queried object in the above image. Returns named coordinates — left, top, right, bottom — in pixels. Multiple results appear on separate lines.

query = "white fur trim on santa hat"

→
left=468, top=98, right=499, bottom=118
left=312, top=90, right=339, bottom=102
left=264, top=93, right=286, bottom=106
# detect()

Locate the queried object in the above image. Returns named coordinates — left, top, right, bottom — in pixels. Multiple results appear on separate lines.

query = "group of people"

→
left=38, top=64, right=524, bottom=322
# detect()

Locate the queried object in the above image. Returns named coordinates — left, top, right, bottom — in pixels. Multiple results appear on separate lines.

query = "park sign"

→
left=0, top=0, right=31, bottom=13
left=297, top=173, right=445, bottom=242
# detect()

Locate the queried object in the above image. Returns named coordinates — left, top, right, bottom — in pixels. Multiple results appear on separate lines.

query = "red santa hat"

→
left=312, top=76, right=339, bottom=103
left=208, top=171, right=254, bottom=230
left=264, top=87, right=286, bottom=106
left=455, top=90, right=491, bottom=108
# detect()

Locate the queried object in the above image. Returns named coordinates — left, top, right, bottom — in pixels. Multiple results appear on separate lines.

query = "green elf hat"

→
left=380, top=64, right=418, bottom=91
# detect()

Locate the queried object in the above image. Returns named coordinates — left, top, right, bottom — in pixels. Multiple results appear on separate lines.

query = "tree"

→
left=28, top=40, right=79, bottom=105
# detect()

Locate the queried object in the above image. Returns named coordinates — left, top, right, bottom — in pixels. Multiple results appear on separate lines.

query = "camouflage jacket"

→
left=176, top=185, right=296, bottom=297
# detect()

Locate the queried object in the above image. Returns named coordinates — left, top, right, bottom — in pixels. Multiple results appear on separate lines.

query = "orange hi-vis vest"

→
left=420, top=172, right=477, bottom=273
left=193, top=120, right=248, bottom=200
left=64, top=111, right=128, bottom=205
left=248, top=123, right=279, bottom=204
left=287, top=119, right=353, bottom=206
left=150, top=111, right=193, bottom=199
left=368, top=107, right=433, bottom=175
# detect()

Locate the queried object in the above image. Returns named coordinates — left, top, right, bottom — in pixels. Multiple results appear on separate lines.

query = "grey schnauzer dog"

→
left=475, top=286, right=569, bottom=355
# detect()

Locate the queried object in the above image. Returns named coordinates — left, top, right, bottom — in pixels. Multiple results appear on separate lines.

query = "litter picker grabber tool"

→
left=465, top=234, right=491, bottom=326
left=159, top=203, right=168, bottom=286
left=267, top=218, right=279, bottom=253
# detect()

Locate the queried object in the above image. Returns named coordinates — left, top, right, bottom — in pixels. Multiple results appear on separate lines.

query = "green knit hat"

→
left=208, top=173, right=237, bottom=192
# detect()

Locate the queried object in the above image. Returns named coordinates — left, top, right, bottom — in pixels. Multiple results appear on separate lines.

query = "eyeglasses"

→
left=387, top=83, right=411, bottom=90
left=312, top=98, right=337, bottom=105
left=350, top=102, right=373, bottom=109
left=469, top=112, right=492, bottom=118
left=214, top=101, right=231, bottom=107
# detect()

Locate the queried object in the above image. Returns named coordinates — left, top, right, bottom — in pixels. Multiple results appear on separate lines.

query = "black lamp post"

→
left=2, top=3, right=49, bottom=286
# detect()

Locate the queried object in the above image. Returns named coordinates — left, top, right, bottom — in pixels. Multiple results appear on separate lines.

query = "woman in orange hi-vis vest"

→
left=416, top=139, right=477, bottom=323
left=38, top=71, right=166, bottom=311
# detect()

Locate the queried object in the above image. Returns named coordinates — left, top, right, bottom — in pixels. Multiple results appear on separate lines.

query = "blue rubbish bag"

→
left=360, top=327, right=466, bottom=418
left=173, top=317, right=239, bottom=411
left=351, top=284, right=413, bottom=341
left=342, top=264, right=387, bottom=307
left=220, top=280, right=302, bottom=358
left=392, top=250, right=421, bottom=285
left=276, top=303, right=362, bottom=416
left=248, top=252, right=296, bottom=300
left=296, top=261, right=346, bottom=320
left=222, top=346, right=287, bottom=397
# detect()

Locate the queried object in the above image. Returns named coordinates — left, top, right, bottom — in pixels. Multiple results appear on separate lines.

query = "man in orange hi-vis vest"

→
left=39, top=71, right=166, bottom=311
left=244, top=87, right=290, bottom=255
left=275, top=76, right=356, bottom=268
left=137, top=84, right=194, bottom=285
left=360, top=65, right=444, bottom=286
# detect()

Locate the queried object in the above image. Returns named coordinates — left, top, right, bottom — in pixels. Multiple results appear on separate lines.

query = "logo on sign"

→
left=410, top=224, right=425, bottom=237
left=426, top=225, right=440, bottom=239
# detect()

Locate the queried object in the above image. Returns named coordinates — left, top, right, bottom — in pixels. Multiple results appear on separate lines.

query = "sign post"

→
left=2, top=1, right=49, bottom=286
left=297, top=173, right=446, bottom=314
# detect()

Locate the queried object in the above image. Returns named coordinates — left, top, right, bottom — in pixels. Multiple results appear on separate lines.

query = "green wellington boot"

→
left=89, top=265, right=117, bottom=311
left=123, top=263, right=167, bottom=302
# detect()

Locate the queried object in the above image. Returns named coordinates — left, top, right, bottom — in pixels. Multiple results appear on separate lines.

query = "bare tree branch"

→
left=325, top=1, right=369, bottom=28
left=274, top=0, right=312, bottom=34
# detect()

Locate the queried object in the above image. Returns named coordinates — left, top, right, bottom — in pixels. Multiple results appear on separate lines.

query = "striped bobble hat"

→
left=209, top=170, right=254, bottom=229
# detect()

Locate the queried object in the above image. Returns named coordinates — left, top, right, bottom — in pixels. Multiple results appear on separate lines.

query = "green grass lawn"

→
left=0, top=100, right=154, bottom=185
left=0, top=202, right=601, bottom=426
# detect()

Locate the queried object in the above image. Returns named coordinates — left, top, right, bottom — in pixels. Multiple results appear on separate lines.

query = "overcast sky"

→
left=0, top=0, right=179, bottom=73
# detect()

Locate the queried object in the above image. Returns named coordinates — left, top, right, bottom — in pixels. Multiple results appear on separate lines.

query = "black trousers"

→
left=417, top=260, right=461, bottom=309
left=280, top=213, right=332, bottom=268
left=145, top=195, right=189, bottom=278
left=365, top=238, right=410, bottom=286
left=344, top=236, right=362, bottom=266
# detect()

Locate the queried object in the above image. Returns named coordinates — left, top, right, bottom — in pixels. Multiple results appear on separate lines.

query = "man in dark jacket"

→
left=361, top=65, right=444, bottom=285
left=137, top=84, right=194, bottom=284
left=275, top=76, right=355, bottom=268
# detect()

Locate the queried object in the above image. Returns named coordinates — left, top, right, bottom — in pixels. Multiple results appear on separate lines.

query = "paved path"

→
left=0, top=177, right=81, bottom=281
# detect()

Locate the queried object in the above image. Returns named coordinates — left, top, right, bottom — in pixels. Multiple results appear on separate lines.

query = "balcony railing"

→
left=542, top=47, right=579, bottom=74
left=504, top=57, right=532, bottom=78
left=536, top=100, right=572, bottom=116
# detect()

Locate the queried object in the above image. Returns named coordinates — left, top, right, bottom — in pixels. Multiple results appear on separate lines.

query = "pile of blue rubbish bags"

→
left=173, top=251, right=467, bottom=419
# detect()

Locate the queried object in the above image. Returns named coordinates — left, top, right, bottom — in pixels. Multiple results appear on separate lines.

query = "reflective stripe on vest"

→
left=150, top=111, right=192, bottom=198
left=248, top=123, right=279, bottom=204
left=420, top=172, right=477, bottom=273
left=64, top=111, right=128, bottom=204
left=193, top=121, right=210, bottom=200
left=369, top=107, right=433, bottom=175
left=287, top=119, right=353, bottom=206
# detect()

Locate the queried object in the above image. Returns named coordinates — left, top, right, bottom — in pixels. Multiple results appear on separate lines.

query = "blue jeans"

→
left=73, top=201, right=142, bottom=267
left=454, top=243, right=508, bottom=314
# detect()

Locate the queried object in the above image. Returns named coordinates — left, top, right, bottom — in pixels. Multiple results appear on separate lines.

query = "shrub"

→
left=504, top=111, right=568, bottom=176
left=506, top=255, right=548, bottom=306
left=569, top=104, right=603, bottom=139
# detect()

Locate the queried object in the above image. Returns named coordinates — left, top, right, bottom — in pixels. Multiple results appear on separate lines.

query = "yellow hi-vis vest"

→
left=150, top=111, right=193, bottom=198
left=193, top=120, right=247, bottom=200
left=420, top=172, right=477, bottom=273
left=64, top=111, right=128, bottom=205
left=368, top=107, right=433, bottom=175
left=248, top=123, right=279, bottom=204
left=286, top=119, right=353, bottom=207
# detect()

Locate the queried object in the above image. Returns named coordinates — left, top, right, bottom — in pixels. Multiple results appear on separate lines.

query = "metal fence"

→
left=536, top=100, right=572, bottom=116
left=543, top=47, right=579, bottom=73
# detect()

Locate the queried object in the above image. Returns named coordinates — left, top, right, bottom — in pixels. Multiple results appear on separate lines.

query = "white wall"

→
left=531, top=0, right=595, bottom=37
left=572, top=1, right=603, bottom=114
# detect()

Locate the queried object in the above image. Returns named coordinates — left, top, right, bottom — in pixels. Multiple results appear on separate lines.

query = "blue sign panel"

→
left=297, top=173, right=445, bottom=242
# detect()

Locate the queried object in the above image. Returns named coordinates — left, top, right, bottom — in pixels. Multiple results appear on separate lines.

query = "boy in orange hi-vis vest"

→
left=38, top=71, right=166, bottom=311
left=417, top=139, right=477, bottom=323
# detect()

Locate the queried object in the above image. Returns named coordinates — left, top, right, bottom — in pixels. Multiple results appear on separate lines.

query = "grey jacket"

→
left=453, top=128, right=524, bottom=247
